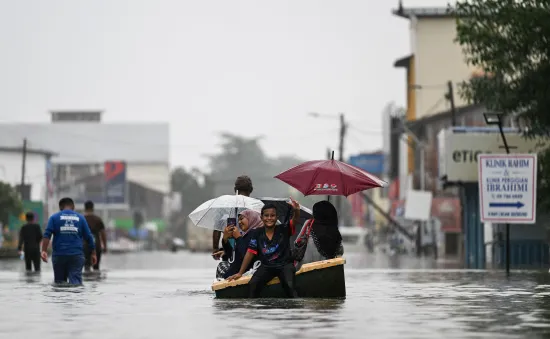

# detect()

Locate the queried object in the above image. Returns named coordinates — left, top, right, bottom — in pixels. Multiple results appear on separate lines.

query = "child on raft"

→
left=227, top=198, right=301, bottom=298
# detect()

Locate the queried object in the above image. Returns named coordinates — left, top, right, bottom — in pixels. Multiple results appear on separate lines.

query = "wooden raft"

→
left=211, top=257, right=346, bottom=291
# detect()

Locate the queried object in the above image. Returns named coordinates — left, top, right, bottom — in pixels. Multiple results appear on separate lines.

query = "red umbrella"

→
left=274, top=159, right=387, bottom=197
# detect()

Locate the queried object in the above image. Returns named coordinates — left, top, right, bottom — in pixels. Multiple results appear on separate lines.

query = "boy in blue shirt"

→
left=41, top=197, right=97, bottom=285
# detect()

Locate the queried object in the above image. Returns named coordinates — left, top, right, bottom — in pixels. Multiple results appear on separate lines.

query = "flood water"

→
left=1, top=249, right=550, bottom=339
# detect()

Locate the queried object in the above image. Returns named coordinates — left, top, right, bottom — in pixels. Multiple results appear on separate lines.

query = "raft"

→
left=211, top=257, right=346, bottom=299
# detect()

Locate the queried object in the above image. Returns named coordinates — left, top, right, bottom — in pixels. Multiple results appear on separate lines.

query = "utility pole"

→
left=447, top=81, right=457, bottom=126
left=336, top=113, right=347, bottom=224
left=327, top=148, right=333, bottom=202
left=20, top=138, right=27, bottom=199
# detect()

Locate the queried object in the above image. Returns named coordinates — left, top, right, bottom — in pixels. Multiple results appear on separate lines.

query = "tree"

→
left=0, top=181, right=22, bottom=226
left=205, top=132, right=353, bottom=222
left=454, top=0, right=550, bottom=209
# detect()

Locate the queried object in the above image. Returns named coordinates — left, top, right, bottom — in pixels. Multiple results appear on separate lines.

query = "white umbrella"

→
left=188, top=195, right=264, bottom=231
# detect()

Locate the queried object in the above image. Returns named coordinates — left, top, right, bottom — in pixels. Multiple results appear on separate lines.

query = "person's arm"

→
left=17, top=226, right=24, bottom=252
left=227, top=236, right=257, bottom=280
left=221, top=235, right=233, bottom=256
left=36, top=224, right=43, bottom=244
left=288, top=197, right=301, bottom=236
left=212, top=230, right=221, bottom=252
left=41, top=217, right=54, bottom=262
left=99, top=220, right=107, bottom=252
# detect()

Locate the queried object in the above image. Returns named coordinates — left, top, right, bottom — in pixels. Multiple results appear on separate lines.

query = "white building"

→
left=0, top=111, right=170, bottom=216
left=0, top=146, right=56, bottom=202
left=393, top=5, right=480, bottom=121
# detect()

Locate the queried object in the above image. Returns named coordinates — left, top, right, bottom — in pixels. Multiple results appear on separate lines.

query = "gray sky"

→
left=0, top=0, right=449, bottom=170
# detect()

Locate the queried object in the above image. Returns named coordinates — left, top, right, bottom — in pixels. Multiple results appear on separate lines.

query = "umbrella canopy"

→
left=274, top=159, right=387, bottom=197
left=259, top=197, right=313, bottom=225
left=188, top=195, right=264, bottom=231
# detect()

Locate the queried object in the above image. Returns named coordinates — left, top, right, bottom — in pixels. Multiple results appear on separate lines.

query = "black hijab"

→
left=311, top=200, right=342, bottom=258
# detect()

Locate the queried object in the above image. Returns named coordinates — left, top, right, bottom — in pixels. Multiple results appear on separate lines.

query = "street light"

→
left=483, top=111, right=511, bottom=276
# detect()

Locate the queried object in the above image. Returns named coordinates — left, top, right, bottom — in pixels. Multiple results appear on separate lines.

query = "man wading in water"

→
left=228, top=198, right=301, bottom=298
left=212, top=175, right=253, bottom=260
left=17, top=212, right=43, bottom=272
left=41, top=197, right=96, bottom=285
left=83, top=200, right=107, bottom=272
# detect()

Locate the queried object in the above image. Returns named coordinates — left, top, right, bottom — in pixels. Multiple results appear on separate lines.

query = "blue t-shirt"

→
left=43, top=210, right=95, bottom=256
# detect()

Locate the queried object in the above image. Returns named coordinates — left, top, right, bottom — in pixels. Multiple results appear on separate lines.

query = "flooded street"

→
left=1, top=249, right=550, bottom=339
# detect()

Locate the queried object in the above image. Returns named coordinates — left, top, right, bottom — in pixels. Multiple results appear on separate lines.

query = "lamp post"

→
left=483, top=112, right=511, bottom=276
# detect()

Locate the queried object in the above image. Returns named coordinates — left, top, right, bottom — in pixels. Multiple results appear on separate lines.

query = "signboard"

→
left=104, top=161, right=127, bottom=205
left=478, top=154, right=537, bottom=224
left=404, top=190, right=433, bottom=221
left=348, top=153, right=385, bottom=175
left=438, top=128, right=549, bottom=182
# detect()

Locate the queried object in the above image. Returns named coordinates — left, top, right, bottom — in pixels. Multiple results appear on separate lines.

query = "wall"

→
left=0, top=151, right=47, bottom=201
left=126, top=163, right=170, bottom=194
left=413, top=18, right=477, bottom=118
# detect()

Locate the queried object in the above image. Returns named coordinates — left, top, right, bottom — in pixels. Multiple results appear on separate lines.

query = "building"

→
left=0, top=146, right=56, bottom=202
left=0, top=111, right=170, bottom=219
left=392, top=4, right=485, bottom=181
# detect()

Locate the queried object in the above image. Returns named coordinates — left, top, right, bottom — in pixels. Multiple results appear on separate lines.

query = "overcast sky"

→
left=0, top=0, right=451, bottom=170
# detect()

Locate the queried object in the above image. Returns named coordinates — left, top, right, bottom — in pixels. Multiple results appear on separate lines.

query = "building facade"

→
left=0, top=111, right=170, bottom=218
left=0, top=147, right=56, bottom=202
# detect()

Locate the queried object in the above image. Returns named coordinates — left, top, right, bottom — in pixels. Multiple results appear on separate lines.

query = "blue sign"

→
left=104, top=161, right=127, bottom=205
left=348, top=153, right=385, bottom=175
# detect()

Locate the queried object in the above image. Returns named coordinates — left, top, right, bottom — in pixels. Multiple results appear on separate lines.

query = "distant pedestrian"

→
left=17, top=211, right=43, bottom=272
left=41, top=197, right=96, bottom=285
left=83, top=200, right=107, bottom=272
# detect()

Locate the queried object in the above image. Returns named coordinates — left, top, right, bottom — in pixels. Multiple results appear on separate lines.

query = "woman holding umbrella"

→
left=216, top=210, right=263, bottom=280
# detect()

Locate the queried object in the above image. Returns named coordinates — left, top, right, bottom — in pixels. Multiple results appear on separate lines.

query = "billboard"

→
left=348, top=153, right=385, bottom=175
left=104, top=161, right=127, bottom=205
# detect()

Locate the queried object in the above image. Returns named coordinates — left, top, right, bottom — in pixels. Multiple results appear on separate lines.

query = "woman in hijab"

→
left=293, top=200, right=344, bottom=270
left=216, top=209, right=263, bottom=279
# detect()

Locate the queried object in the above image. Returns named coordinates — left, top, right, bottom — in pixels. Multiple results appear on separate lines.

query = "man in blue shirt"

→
left=41, top=197, right=97, bottom=285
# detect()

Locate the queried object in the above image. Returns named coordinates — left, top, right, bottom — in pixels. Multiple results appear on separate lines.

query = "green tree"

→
left=454, top=0, right=550, bottom=209
left=0, top=181, right=22, bottom=226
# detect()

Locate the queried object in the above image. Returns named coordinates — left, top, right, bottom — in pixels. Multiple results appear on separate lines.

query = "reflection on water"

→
left=0, top=250, right=550, bottom=338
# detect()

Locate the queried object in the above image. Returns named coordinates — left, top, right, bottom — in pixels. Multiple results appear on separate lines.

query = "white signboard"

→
left=404, top=190, right=433, bottom=221
left=438, top=129, right=549, bottom=182
left=478, top=154, right=537, bottom=224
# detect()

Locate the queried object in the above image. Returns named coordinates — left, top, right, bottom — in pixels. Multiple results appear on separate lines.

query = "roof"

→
left=0, top=146, right=57, bottom=157
left=392, top=6, right=453, bottom=19
left=0, top=122, right=169, bottom=164
left=394, top=54, right=412, bottom=68
left=406, top=104, right=484, bottom=129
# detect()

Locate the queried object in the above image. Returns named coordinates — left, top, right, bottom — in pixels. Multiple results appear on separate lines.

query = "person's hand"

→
left=91, top=252, right=98, bottom=266
left=223, top=226, right=234, bottom=241
left=212, top=250, right=224, bottom=260
left=231, top=227, right=241, bottom=239
left=227, top=273, right=242, bottom=281
left=288, top=197, right=300, bottom=211
left=41, top=251, right=48, bottom=263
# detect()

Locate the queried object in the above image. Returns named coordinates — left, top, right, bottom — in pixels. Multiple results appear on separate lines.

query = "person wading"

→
left=17, top=211, right=43, bottom=272
left=212, top=175, right=253, bottom=260
left=83, top=200, right=107, bottom=272
left=41, top=197, right=96, bottom=285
